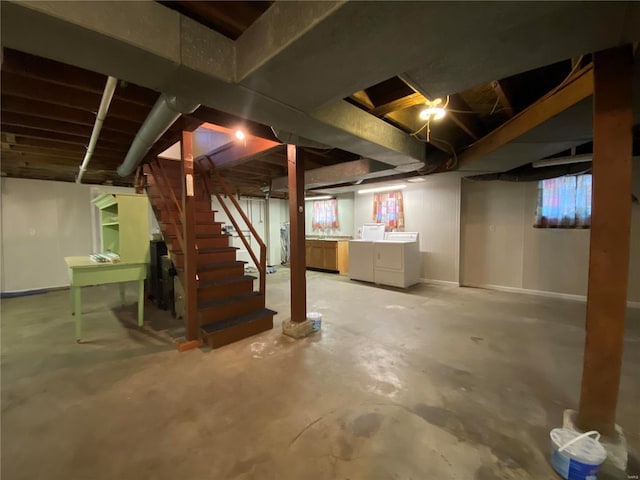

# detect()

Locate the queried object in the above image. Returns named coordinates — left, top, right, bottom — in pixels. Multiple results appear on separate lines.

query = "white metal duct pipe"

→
left=76, top=76, right=118, bottom=183
left=116, top=94, right=200, bottom=177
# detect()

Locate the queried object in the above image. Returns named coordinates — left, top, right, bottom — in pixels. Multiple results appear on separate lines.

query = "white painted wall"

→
left=0, top=178, right=154, bottom=293
left=304, top=193, right=354, bottom=238
left=210, top=196, right=289, bottom=268
left=354, top=173, right=461, bottom=283
left=460, top=159, right=640, bottom=302
left=1, top=178, right=93, bottom=292
left=268, top=198, right=289, bottom=266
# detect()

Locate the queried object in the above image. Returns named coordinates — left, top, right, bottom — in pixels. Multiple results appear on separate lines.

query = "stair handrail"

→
left=197, top=158, right=267, bottom=296
left=148, top=160, right=186, bottom=254
left=154, top=158, right=183, bottom=217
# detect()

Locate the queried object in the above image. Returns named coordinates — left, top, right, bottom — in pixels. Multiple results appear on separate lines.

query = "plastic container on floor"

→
left=550, top=429, right=607, bottom=480
left=307, top=312, right=322, bottom=332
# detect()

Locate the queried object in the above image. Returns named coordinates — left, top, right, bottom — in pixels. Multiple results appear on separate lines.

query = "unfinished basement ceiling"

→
left=1, top=2, right=639, bottom=193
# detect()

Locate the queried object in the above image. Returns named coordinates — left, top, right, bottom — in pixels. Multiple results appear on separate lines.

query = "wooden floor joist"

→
left=456, top=65, right=594, bottom=169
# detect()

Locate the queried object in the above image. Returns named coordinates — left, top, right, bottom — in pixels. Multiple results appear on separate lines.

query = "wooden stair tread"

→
left=160, top=221, right=224, bottom=226
left=198, top=291, right=260, bottom=310
left=175, top=261, right=247, bottom=273
left=172, top=246, right=238, bottom=255
left=201, top=308, right=277, bottom=334
left=166, top=233, right=230, bottom=239
left=199, top=275, right=256, bottom=288
left=198, top=261, right=247, bottom=271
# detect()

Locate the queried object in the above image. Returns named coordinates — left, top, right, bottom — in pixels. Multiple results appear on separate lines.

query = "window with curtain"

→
left=312, top=199, right=339, bottom=230
left=372, top=191, right=405, bottom=230
left=535, top=174, right=591, bottom=228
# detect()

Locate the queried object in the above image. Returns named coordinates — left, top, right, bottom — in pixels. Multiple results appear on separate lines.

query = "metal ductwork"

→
left=270, top=128, right=331, bottom=149
left=117, top=94, right=200, bottom=177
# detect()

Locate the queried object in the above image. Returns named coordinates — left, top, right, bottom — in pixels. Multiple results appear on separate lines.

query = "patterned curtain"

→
left=312, top=199, right=339, bottom=230
left=534, top=174, right=591, bottom=228
left=372, top=191, right=405, bottom=230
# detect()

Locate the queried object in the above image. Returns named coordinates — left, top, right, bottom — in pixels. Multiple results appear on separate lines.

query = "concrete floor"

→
left=1, top=269, right=639, bottom=480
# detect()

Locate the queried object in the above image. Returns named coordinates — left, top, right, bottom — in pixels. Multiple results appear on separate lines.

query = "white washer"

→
left=348, top=224, right=385, bottom=282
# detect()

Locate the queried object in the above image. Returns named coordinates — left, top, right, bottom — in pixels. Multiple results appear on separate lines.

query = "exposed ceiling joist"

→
left=457, top=66, right=594, bottom=169
left=3, top=125, right=126, bottom=151
left=1, top=48, right=158, bottom=107
left=446, top=94, right=485, bottom=141
left=369, top=92, right=424, bottom=117
left=492, top=80, right=514, bottom=117
left=1, top=95, right=142, bottom=133
left=1, top=72, right=151, bottom=122
left=1, top=111, right=134, bottom=144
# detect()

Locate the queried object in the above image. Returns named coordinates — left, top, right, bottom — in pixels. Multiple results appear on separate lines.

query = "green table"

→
left=65, top=256, right=147, bottom=341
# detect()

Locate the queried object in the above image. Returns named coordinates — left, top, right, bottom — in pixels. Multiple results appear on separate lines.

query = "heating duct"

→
left=117, top=94, right=200, bottom=177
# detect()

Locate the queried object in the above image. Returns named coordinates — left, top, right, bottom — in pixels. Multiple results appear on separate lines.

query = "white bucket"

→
left=550, top=429, right=607, bottom=480
left=307, top=312, right=322, bottom=332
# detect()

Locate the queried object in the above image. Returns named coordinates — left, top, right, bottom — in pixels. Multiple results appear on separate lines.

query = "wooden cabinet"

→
left=305, top=239, right=349, bottom=274
left=92, top=193, right=150, bottom=263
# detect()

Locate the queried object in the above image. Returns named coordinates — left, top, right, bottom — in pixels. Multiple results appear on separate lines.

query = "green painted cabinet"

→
left=92, top=193, right=150, bottom=263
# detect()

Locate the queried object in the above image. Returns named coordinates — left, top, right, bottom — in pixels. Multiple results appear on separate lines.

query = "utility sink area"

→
left=305, top=238, right=350, bottom=274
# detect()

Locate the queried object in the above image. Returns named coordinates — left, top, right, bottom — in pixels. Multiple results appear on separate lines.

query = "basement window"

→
left=312, top=199, right=339, bottom=230
left=534, top=174, right=591, bottom=228
left=373, top=191, right=405, bottom=230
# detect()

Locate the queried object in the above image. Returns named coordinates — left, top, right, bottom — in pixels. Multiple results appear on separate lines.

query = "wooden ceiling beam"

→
left=1, top=111, right=134, bottom=145
left=1, top=72, right=151, bottom=123
left=457, top=66, right=594, bottom=168
left=1, top=49, right=158, bottom=107
left=2, top=125, right=129, bottom=152
left=2, top=139, right=124, bottom=160
left=350, top=90, right=375, bottom=110
left=1, top=95, right=141, bottom=134
left=1, top=151, right=120, bottom=170
left=394, top=77, right=485, bottom=142
left=369, top=92, right=425, bottom=117
left=365, top=77, right=415, bottom=108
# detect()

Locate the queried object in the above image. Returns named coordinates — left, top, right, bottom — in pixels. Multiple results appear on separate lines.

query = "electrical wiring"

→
left=489, top=95, right=500, bottom=115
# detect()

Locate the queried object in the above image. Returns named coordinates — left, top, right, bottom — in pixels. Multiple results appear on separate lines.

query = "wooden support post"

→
left=577, top=46, right=633, bottom=436
left=182, top=130, right=199, bottom=341
left=287, top=144, right=307, bottom=322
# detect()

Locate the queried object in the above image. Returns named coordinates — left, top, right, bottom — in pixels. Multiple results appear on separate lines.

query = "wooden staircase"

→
left=143, top=158, right=275, bottom=349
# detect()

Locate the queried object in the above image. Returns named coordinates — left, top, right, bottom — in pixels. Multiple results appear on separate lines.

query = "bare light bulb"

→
left=419, top=107, right=446, bottom=121
left=235, top=130, right=245, bottom=140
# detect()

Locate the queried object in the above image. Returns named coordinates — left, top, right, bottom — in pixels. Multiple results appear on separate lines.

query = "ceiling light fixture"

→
left=419, top=107, right=446, bottom=121
left=304, top=195, right=333, bottom=201
left=532, top=154, right=592, bottom=168
left=357, top=184, right=406, bottom=194
left=234, top=130, right=246, bottom=141
left=419, top=97, right=447, bottom=121
left=417, top=96, right=450, bottom=143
